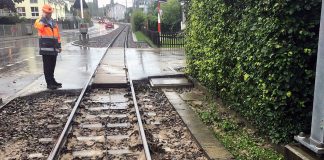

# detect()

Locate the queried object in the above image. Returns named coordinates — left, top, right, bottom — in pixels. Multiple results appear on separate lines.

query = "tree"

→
left=160, top=0, right=182, bottom=32
left=131, top=9, right=146, bottom=31
left=0, top=0, right=24, bottom=12
left=73, top=0, right=89, bottom=9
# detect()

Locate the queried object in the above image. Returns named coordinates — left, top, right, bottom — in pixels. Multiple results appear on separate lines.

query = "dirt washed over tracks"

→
left=59, top=88, right=145, bottom=159
left=134, top=82, right=208, bottom=160
left=0, top=91, right=78, bottom=159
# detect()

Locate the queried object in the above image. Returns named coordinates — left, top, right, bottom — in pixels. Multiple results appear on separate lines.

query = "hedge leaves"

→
left=185, top=0, right=321, bottom=143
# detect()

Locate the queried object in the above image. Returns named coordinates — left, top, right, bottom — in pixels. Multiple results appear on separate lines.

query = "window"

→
left=17, top=7, right=26, bottom=16
left=30, top=0, right=38, bottom=3
left=0, top=9, right=11, bottom=16
left=31, top=7, right=39, bottom=17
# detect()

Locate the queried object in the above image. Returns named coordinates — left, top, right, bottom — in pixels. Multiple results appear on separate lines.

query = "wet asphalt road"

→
left=0, top=23, right=114, bottom=102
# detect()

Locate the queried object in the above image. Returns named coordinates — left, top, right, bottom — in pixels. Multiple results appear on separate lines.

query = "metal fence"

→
left=142, top=29, right=185, bottom=48
left=0, top=23, right=36, bottom=38
left=0, top=21, right=83, bottom=38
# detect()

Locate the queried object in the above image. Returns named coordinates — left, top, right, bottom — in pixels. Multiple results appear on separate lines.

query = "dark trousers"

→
left=42, top=55, right=57, bottom=85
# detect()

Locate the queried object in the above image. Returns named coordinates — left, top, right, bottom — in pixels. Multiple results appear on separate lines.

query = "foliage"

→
left=73, top=0, right=88, bottom=9
left=192, top=94, right=283, bottom=159
left=0, top=16, right=25, bottom=24
left=160, top=0, right=182, bottom=32
left=0, top=0, right=24, bottom=12
left=185, top=0, right=320, bottom=143
left=146, top=0, right=182, bottom=32
left=131, top=9, right=146, bottom=32
left=134, top=31, right=156, bottom=47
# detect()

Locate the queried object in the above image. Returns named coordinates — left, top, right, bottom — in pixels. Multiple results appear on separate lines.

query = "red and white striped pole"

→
left=157, top=0, right=161, bottom=33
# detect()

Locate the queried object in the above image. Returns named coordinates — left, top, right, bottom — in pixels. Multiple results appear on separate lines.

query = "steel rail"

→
left=124, top=24, right=152, bottom=160
left=47, top=24, right=128, bottom=160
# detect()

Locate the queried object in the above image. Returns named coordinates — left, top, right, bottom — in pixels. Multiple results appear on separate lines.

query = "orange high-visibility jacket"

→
left=34, top=17, right=61, bottom=55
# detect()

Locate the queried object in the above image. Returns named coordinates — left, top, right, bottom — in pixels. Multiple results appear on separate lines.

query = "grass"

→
left=134, top=31, right=157, bottom=48
left=188, top=90, right=284, bottom=160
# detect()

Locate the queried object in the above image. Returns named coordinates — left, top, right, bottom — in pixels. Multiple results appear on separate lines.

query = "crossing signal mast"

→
left=157, top=0, right=167, bottom=33
left=295, top=1, right=324, bottom=156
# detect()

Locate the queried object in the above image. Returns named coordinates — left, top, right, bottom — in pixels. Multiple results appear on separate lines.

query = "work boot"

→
left=47, top=84, right=59, bottom=90
left=53, top=81, right=62, bottom=88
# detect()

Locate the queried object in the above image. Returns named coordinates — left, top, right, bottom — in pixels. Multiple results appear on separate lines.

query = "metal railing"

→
left=0, top=23, right=36, bottom=38
left=142, top=28, right=185, bottom=48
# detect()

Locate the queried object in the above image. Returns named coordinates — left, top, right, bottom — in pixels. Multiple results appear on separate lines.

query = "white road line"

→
left=0, top=67, right=3, bottom=70
left=6, top=64, right=14, bottom=67
left=15, top=61, right=23, bottom=64
left=29, top=56, right=34, bottom=59
left=22, top=59, right=28, bottom=61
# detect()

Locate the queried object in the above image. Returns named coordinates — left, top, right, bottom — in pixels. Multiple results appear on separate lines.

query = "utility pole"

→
left=80, top=0, right=84, bottom=19
left=157, top=0, right=161, bottom=33
left=55, top=4, right=58, bottom=20
left=295, top=0, right=324, bottom=155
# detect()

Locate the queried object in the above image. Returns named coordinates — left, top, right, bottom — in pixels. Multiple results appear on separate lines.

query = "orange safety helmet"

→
left=42, top=4, right=53, bottom=13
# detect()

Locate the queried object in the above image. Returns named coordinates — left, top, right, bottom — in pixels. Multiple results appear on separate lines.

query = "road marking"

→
left=29, top=56, right=34, bottom=59
left=0, top=67, right=3, bottom=70
left=15, top=61, right=23, bottom=64
left=22, top=59, right=28, bottom=61
left=6, top=64, right=14, bottom=67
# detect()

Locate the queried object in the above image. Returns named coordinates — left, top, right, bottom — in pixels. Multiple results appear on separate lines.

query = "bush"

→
left=185, top=0, right=320, bottom=143
left=131, top=9, right=146, bottom=31
left=0, top=16, right=21, bottom=24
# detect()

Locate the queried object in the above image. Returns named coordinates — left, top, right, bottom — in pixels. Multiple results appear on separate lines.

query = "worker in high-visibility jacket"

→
left=34, top=4, right=62, bottom=90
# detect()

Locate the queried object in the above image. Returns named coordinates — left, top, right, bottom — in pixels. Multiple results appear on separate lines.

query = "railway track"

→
left=48, top=24, right=152, bottom=160
left=1, top=24, right=209, bottom=160
left=0, top=24, right=150, bottom=159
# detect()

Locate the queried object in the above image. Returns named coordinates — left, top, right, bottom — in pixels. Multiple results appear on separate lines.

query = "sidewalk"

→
left=0, top=44, right=106, bottom=106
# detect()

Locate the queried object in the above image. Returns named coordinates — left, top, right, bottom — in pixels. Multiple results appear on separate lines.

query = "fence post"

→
left=3, top=25, right=5, bottom=37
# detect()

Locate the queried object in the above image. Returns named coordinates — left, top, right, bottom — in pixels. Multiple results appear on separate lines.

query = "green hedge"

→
left=131, top=9, right=146, bottom=32
left=185, top=0, right=321, bottom=143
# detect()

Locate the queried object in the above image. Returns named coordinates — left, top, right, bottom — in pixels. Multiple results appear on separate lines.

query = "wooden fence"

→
left=142, top=29, right=185, bottom=48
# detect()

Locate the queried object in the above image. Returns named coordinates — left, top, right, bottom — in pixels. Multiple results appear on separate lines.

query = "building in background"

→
left=134, top=0, right=152, bottom=13
left=0, top=9, right=11, bottom=17
left=14, top=0, right=66, bottom=20
left=88, top=0, right=99, bottom=17
left=106, top=3, right=126, bottom=21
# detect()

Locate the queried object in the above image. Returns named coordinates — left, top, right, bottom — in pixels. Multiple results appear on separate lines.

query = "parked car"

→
left=105, top=22, right=114, bottom=29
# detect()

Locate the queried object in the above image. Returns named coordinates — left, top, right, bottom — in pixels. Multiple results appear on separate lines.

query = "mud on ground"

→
left=134, top=81, right=208, bottom=160
left=0, top=91, right=78, bottom=159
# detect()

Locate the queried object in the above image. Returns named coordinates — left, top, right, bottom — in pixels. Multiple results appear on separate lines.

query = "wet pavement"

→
left=0, top=23, right=114, bottom=104
left=0, top=47, right=186, bottom=104
left=93, top=48, right=128, bottom=88
left=126, top=48, right=185, bottom=80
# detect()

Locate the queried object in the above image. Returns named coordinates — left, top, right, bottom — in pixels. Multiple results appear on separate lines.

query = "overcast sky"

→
left=95, top=0, right=134, bottom=8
